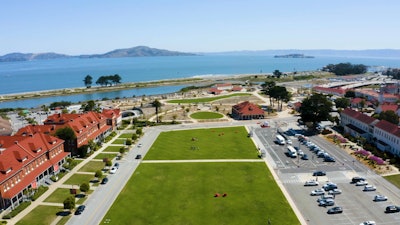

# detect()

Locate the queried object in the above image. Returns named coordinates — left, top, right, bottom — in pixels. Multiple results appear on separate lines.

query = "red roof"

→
left=341, top=108, right=378, bottom=124
left=379, top=104, right=399, bottom=112
left=232, top=101, right=264, bottom=116
left=375, top=120, right=400, bottom=138
left=313, top=86, right=347, bottom=95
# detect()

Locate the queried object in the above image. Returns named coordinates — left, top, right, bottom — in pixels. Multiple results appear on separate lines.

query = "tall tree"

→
left=83, top=75, right=93, bottom=88
left=334, top=97, right=350, bottom=109
left=273, top=70, right=282, bottom=78
left=261, top=81, right=276, bottom=108
left=299, top=93, right=333, bottom=128
left=82, top=100, right=96, bottom=112
left=152, top=99, right=162, bottom=123
left=379, top=110, right=399, bottom=125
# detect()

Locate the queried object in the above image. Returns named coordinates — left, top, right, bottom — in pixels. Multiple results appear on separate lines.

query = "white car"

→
left=286, top=139, right=292, bottom=145
left=359, top=221, right=376, bottom=225
left=373, top=194, right=387, bottom=202
left=109, top=166, right=118, bottom=174
left=356, top=180, right=368, bottom=186
left=363, top=185, right=376, bottom=192
left=328, top=189, right=342, bottom=195
left=304, top=180, right=319, bottom=186
left=137, top=143, right=142, bottom=148
left=310, top=188, right=325, bottom=196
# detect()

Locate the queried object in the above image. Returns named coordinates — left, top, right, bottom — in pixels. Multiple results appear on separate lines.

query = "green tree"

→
left=55, top=127, right=76, bottom=141
left=299, top=93, right=333, bottom=128
left=152, top=99, right=162, bottom=123
left=379, top=110, right=399, bottom=125
left=344, top=90, right=356, bottom=98
left=131, top=133, right=138, bottom=141
left=82, top=100, right=96, bottom=112
left=95, top=170, right=103, bottom=179
left=136, top=128, right=143, bottom=136
left=273, top=70, right=282, bottom=78
left=83, top=75, right=93, bottom=88
left=80, top=182, right=90, bottom=195
left=269, top=86, right=291, bottom=111
left=261, top=81, right=276, bottom=108
left=63, top=196, right=75, bottom=210
left=334, top=97, right=350, bottom=109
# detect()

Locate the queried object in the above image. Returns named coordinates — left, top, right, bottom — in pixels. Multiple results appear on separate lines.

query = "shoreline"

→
left=0, top=74, right=261, bottom=104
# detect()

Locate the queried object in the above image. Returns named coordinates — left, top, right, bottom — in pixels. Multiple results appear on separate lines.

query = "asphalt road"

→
left=255, top=122, right=400, bottom=225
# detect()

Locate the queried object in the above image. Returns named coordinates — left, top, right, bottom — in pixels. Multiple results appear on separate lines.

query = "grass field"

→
left=101, top=162, right=299, bottom=225
left=44, top=188, right=74, bottom=203
left=166, top=93, right=252, bottom=104
left=119, top=133, right=134, bottom=138
left=190, top=111, right=224, bottom=119
left=100, top=126, right=299, bottom=225
left=103, top=145, right=124, bottom=152
left=16, top=205, right=68, bottom=225
left=63, top=174, right=94, bottom=185
left=384, top=174, right=400, bottom=188
left=94, top=153, right=119, bottom=160
left=145, top=127, right=258, bottom=160
left=112, top=139, right=127, bottom=145
left=78, top=161, right=105, bottom=172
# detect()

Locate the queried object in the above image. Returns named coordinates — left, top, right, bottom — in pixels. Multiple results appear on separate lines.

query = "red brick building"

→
left=231, top=101, right=265, bottom=120
left=0, top=133, right=68, bottom=210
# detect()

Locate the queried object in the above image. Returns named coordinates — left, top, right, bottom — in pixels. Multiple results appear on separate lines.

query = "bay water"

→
left=1, top=55, right=399, bottom=109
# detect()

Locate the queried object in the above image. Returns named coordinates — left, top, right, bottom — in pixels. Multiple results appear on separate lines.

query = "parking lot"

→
left=255, top=124, right=400, bottom=225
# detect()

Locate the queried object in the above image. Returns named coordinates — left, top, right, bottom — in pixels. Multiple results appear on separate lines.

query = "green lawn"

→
left=63, top=174, right=94, bottom=185
left=118, top=133, right=133, bottom=138
left=78, top=161, right=105, bottom=172
left=384, top=174, right=400, bottom=188
left=103, top=145, right=124, bottom=152
left=94, top=153, right=118, bottom=160
left=145, top=126, right=258, bottom=160
left=44, top=188, right=75, bottom=203
left=101, top=162, right=299, bottom=225
left=112, top=139, right=127, bottom=145
left=16, top=205, right=69, bottom=225
left=167, top=93, right=252, bottom=104
left=190, top=111, right=224, bottom=119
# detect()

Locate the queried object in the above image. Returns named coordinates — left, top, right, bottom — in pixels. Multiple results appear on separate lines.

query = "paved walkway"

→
left=7, top=130, right=124, bottom=224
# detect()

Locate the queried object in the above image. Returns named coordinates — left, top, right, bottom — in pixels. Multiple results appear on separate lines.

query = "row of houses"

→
left=0, top=109, right=121, bottom=210
left=341, top=108, right=400, bottom=157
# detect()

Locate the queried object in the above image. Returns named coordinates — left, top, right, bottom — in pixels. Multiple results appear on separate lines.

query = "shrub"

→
left=31, top=186, right=49, bottom=201
left=2, top=201, right=31, bottom=219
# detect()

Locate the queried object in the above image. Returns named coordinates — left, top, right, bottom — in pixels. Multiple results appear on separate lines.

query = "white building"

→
left=373, top=120, right=400, bottom=157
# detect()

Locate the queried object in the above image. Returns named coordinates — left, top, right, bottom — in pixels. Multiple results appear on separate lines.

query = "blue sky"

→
left=1, top=0, right=399, bottom=55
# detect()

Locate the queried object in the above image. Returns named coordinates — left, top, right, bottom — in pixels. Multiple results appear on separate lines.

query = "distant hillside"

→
left=79, top=46, right=196, bottom=58
left=0, top=46, right=196, bottom=62
left=0, top=52, right=69, bottom=62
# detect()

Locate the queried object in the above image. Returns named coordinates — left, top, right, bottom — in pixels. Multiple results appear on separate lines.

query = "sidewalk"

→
left=7, top=130, right=124, bottom=224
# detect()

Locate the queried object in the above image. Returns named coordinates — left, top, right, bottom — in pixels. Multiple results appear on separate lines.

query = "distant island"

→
left=0, top=46, right=197, bottom=62
left=274, top=54, right=314, bottom=58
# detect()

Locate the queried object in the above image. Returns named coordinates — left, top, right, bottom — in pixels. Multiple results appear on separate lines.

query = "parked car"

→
left=373, top=195, right=388, bottom=202
left=75, top=205, right=86, bottom=215
left=319, top=199, right=335, bottom=207
left=135, top=154, right=142, bottom=159
left=324, top=156, right=336, bottom=162
left=101, top=177, right=109, bottom=184
left=311, top=188, right=325, bottom=196
left=352, top=177, right=366, bottom=183
left=328, top=189, right=342, bottom=195
left=356, top=180, right=368, bottom=186
left=304, top=180, right=319, bottom=186
left=114, top=162, right=119, bottom=169
left=327, top=206, right=343, bottom=214
left=363, top=185, right=377, bottom=192
left=109, top=167, right=118, bottom=174
left=323, top=182, right=337, bottom=191
left=385, top=205, right=400, bottom=213
left=359, top=221, right=376, bottom=225
left=137, top=143, right=142, bottom=148
left=301, top=154, right=309, bottom=160
left=313, top=171, right=326, bottom=176
left=286, top=139, right=292, bottom=145
left=317, top=194, right=334, bottom=202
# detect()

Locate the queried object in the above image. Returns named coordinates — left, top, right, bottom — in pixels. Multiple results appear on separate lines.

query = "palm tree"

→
left=152, top=99, right=162, bottom=123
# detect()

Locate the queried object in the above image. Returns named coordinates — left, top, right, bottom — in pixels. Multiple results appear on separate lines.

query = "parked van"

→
left=287, top=146, right=297, bottom=158
left=276, top=135, right=285, bottom=145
